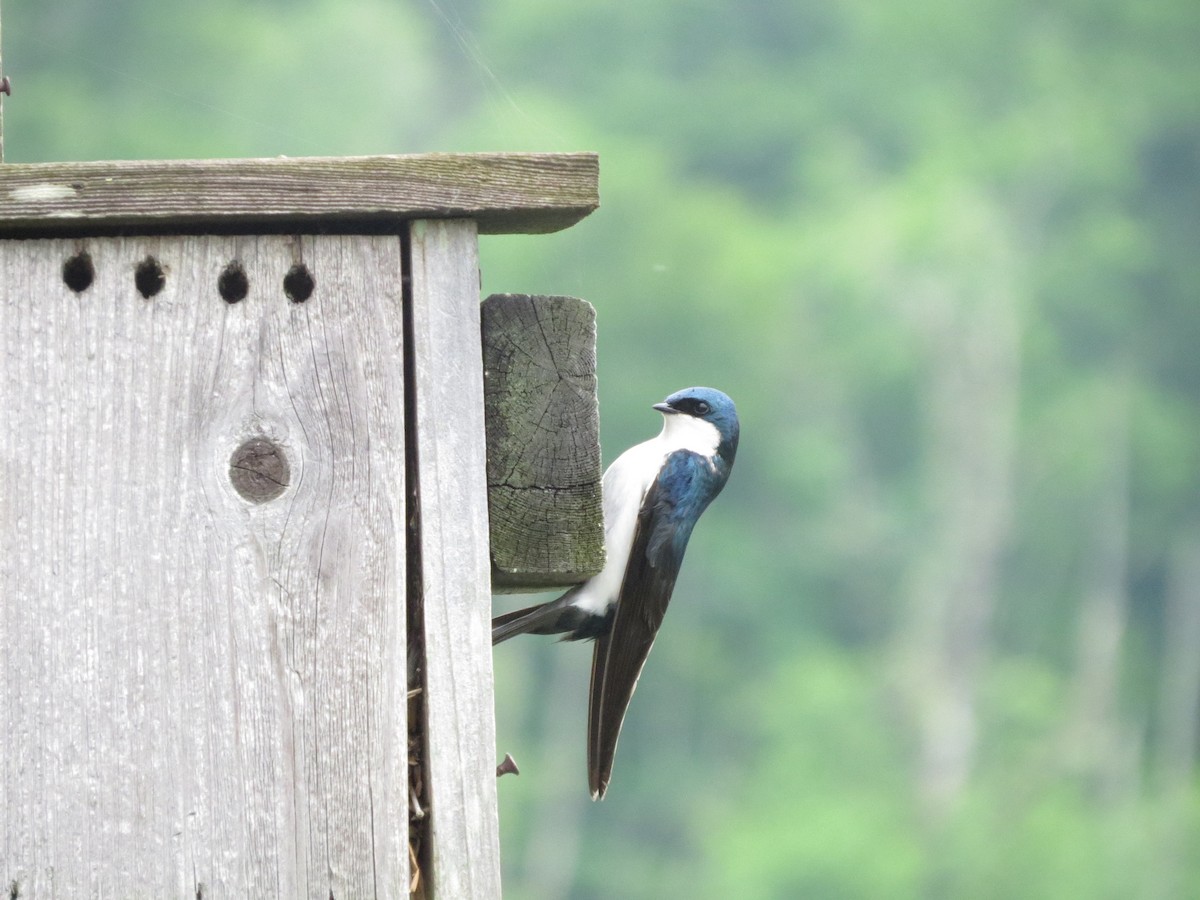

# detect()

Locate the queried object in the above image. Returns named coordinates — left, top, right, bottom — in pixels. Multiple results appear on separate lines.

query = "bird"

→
left=492, top=386, right=739, bottom=799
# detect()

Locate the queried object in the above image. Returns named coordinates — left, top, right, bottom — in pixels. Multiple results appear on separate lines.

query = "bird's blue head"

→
left=653, top=386, right=739, bottom=464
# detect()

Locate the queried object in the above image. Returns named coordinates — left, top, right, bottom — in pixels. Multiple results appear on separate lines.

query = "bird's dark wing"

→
left=587, top=450, right=719, bottom=799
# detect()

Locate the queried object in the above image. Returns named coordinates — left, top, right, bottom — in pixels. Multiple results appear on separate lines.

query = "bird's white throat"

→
left=658, top=411, right=721, bottom=457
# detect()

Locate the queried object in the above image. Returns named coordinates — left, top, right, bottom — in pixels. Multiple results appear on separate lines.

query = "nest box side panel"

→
left=407, top=219, right=502, bottom=900
left=0, top=235, right=409, bottom=898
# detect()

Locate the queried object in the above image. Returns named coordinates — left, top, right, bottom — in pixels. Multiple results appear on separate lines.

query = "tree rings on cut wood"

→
left=229, top=437, right=290, bottom=502
left=481, top=294, right=604, bottom=591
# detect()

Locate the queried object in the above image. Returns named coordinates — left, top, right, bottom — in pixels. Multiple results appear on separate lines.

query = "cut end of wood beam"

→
left=482, top=293, right=605, bottom=592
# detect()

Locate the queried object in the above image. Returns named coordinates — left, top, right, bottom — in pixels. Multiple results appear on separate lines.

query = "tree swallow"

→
left=492, top=386, right=739, bottom=799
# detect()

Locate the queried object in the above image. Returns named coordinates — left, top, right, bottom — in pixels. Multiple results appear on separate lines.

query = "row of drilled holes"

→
left=61, top=251, right=315, bottom=304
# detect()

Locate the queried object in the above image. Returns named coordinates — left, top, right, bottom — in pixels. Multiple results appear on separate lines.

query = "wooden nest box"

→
left=0, top=152, right=603, bottom=898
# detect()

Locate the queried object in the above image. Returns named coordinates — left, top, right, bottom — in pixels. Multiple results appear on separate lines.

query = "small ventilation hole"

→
left=283, top=264, right=315, bottom=303
left=63, top=251, right=95, bottom=293
left=135, top=256, right=166, bottom=299
left=218, top=261, right=249, bottom=304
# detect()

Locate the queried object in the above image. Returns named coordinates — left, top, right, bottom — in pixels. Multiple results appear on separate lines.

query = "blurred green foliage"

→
left=6, top=0, right=1200, bottom=896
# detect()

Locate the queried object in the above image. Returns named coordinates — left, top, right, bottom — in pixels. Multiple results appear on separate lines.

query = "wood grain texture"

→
left=0, top=153, right=599, bottom=237
left=407, top=220, right=502, bottom=899
left=0, top=235, right=409, bottom=897
left=482, top=294, right=604, bottom=591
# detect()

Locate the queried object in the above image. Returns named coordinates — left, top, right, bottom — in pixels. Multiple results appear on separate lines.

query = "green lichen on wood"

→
left=482, top=294, right=604, bottom=591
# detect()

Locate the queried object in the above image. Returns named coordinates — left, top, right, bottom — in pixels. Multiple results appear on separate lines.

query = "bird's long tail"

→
left=492, top=595, right=573, bottom=644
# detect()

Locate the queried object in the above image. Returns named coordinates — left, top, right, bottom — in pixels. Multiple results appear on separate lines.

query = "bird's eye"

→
left=695, top=401, right=711, bottom=415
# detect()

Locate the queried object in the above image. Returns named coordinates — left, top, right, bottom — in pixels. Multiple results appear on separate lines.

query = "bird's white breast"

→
left=567, top=414, right=721, bottom=615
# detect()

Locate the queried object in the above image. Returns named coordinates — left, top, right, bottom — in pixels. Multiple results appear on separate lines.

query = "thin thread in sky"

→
left=16, top=5, right=569, bottom=150
left=420, top=0, right=569, bottom=145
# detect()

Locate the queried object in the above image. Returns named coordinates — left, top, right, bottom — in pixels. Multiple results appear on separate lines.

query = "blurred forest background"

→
left=6, top=0, right=1200, bottom=896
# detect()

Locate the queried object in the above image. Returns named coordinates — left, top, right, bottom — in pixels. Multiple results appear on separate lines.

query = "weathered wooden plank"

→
left=0, top=235, right=409, bottom=897
left=482, top=293, right=604, bottom=591
left=0, top=152, right=599, bottom=237
left=407, top=219, right=502, bottom=898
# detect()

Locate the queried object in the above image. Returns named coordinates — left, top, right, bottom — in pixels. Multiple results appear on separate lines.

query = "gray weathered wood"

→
left=482, top=294, right=604, bottom=591
left=407, top=219, right=502, bottom=898
left=0, top=235, right=410, bottom=897
left=0, top=153, right=599, bottom=238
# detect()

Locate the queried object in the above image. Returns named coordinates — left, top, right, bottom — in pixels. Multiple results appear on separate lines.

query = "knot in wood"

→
left=229, top=437, right=290, bottom=503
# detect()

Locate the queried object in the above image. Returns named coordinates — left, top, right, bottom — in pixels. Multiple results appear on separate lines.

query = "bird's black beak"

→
left=653, top=402, right=677, bottom=414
